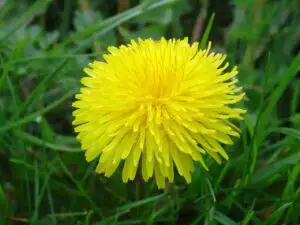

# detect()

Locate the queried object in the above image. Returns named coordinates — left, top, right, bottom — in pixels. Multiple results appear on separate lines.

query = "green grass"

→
left=0, top=0, right=300, bottom=224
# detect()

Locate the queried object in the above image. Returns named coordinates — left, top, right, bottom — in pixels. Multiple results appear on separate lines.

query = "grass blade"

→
left=257, top=53, right=300, bottom=137
left=199, top=13, right=215, bottom=49
left=251, top=151, right=300, bottom=184
left=0, top=185, right=9, bottom=225
left=0, top=90, right=76, bottom=134
left=249, top=53, right=300, bottom=177
left=213, top=210, right=238, bottom=225
left=0, top=0, right=51, bottom=41
left=117, top=193, right=167, bottom=211
left=14, top=131, right=82, bottom=152
left=271, top=127, right=300, bottom=141
left=11, top=60, right=70, bottom=120
left=59, top=0, right=177, bottom=48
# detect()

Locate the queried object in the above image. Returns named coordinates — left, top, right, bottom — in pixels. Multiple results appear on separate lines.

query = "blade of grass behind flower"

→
left=0, top=90, right=76, bottom=134
left=248, top=53, right=300, bottom=178
left=11, top=60, right=70, bottom=120
left=213, top=210, right=238, bottom=225
left=0, top=185, right=9, bottom=225
left=199, top=13, right=215, bottom=49
left=0, top=0, right=51, bottom=41
left=251, top=151, right=300, bottom=184
left=14, top=130, right=82, bottom=152
left=60, top=0, right=177, bottom=48
left=58, top=157, right=104, bottom=217
left=270, top=127, right=300, bottom=141
left=117, top=193, right=167, bottom=212
left=256, top=53, right=300, bottom=140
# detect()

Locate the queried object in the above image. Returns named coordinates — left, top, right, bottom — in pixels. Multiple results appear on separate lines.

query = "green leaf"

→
left=0, top=186, right=9, bottom=225
left=11, top=60, right=70, bottom=120
left=73, top=11, right=116, bottom=47
left=240, top=200, right=256, bottom=225
left=257, top=53, right=300, bottom=138
left=0, top=90, right=76, bottom=134
left=249, top=53, right=300, bottom=177
left=213, top=210, right=238, bottom=225
left=263, top=202, right=293, bottom=224
left=119, top=24, right=166, bottom=41
left=251, top=151, right=300, bottom=184
left=0, top=0, right=51, bottom=41
left=131, top=5, right=173, bottom=25
left=14, top=131, right=82, bottom=152
left=271, top=127, right=300, bottom=141
left=200, top=13, right=215, bottom=49
left=61, top=0, right=178, bottom=47
left=117, top=193, right=167, bottom=211
left=38, top=31, right=60, bottom=49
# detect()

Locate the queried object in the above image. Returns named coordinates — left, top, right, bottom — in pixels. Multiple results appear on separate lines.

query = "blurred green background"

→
left=0, top=0, right=299, bottom=224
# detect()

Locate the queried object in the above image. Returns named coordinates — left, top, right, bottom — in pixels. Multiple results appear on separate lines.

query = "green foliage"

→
left=0, top=0, right=299, bottom=224
left=0, top=185, right=9, bottom=225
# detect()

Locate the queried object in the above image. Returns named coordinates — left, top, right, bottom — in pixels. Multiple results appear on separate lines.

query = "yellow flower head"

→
left=73, top=38, right=245, bottom=189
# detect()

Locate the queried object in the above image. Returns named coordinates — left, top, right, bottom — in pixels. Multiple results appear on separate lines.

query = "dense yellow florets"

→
left=73, top=38, right=245, bottom=188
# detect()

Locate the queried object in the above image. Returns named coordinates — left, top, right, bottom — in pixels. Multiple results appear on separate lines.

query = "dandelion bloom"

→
left=73, top=38, right=245, bottom=189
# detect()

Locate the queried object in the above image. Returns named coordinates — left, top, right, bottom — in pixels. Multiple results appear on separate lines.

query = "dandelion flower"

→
left=72, top=38, right=245, bottom=189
